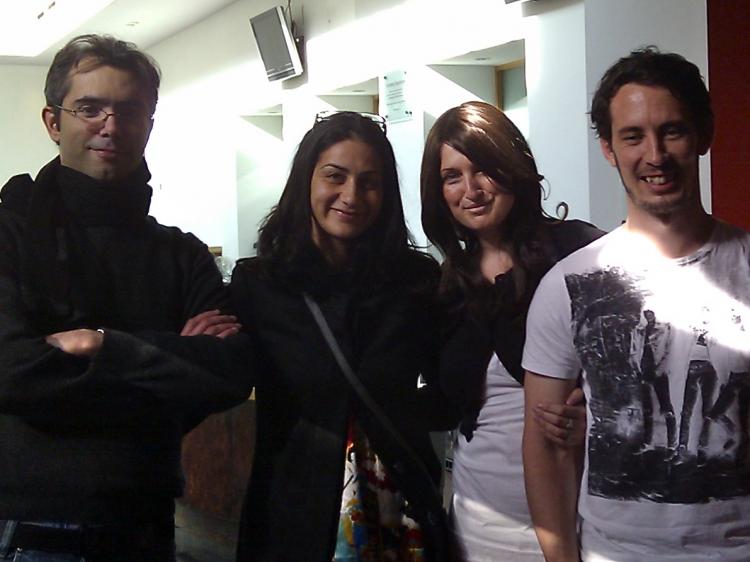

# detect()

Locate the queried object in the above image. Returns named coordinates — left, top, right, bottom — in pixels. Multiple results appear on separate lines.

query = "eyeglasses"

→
left=54, top=104, right=152, bottom=127
left=314, top=110, right=387, bottom=134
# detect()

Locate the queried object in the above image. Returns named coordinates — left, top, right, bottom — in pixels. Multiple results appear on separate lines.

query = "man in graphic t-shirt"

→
left=522, top=47, right=750, bottom=562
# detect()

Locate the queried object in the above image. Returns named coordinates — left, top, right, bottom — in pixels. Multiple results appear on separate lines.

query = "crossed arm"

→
left=45, top=309, right=241, bottom=357
left=523, top=370, right=583, bottom=562
left=0, top=224, right=248, bottom=427
left=39, top=310, right=247, bottom=434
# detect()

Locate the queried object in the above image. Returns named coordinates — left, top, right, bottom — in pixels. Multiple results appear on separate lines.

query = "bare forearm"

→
left=523, top=371, right=581, bottom=562
left=523, top=427, right=580, bottom=561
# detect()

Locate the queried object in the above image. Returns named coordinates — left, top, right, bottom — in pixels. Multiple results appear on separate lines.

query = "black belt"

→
left=0, top=519, right=173, bottom=558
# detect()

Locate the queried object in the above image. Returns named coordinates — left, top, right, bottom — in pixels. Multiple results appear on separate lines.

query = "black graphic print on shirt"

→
left=565, top=267, right=750, bottom=504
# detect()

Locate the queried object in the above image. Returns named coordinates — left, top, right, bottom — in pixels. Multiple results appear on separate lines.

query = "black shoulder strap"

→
left=303, top=293, right=437, bottom=486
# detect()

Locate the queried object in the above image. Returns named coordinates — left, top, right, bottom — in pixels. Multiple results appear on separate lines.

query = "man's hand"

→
left=533, top=387, right=586, bottom=447
left=46, top=329, right=103, bottom=357
left=181, top=309, right=240, bottom=338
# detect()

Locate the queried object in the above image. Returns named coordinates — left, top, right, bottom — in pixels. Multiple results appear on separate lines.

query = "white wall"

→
left=520, top=0, right=708, bottom=231
left=0, top=65, right=57, bottom=183
left=144, top=0, right=707, bottom=254
left=236, top=114, right=286, bottom=257
left=427, top=65, right=498, bottom=107
left=1, top=0, right=709, bottom=256
left=524, top=0, right=591, bottom=221
left=145, top=0, right=528, bottom=258
left=393, top=64, right=508, bottom=246
left=502, top=64, right=528, bottom=136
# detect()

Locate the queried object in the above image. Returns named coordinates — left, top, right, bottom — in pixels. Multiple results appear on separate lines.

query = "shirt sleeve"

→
left=522, top=264, right=581, bottom=380
left=179, top=232, right=231, bottom=320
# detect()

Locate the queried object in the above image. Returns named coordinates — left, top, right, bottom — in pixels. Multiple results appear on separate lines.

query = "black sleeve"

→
left=179, top=232, right=231, bottom=321
left=414, top=384, right=462, bottom=431
left=437, top=309, right=495, bottom=429
left=93, top=329, right=254, bottom=430
left=551, top=219, right=606, bottom=259
left=412, top=296, right=461, bottom=431
left=398, top=253, right=466, bottom=431
left=133, top=260, right=261, bottom=428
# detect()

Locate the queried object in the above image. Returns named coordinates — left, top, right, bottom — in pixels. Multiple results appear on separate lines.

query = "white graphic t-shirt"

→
left=523, top=221, right=750, bottom=562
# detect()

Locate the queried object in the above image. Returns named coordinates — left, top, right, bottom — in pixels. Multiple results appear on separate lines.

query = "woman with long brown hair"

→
left=421, top=101, right=602, bottom=561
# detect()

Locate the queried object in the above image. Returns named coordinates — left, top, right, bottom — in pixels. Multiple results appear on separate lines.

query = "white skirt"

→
left=451, top=493, right=545, bottom=562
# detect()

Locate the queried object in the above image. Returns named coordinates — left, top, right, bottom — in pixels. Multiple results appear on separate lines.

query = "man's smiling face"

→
left=43, top=58, right=153, bottom=182
left=600, top=83, right=709, bottom=219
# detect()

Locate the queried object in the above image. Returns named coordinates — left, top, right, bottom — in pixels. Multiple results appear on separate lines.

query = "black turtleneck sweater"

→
left=0, top=158, right=250, bottom=524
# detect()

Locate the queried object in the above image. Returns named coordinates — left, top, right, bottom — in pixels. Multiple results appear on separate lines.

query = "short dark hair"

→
left=420, top=101, right=552, bottom=307
left=590, top=46, right=713, bottom=144
left=45, top=34, right=161, bottom=114
left=257, top=112, right=410, bottom=276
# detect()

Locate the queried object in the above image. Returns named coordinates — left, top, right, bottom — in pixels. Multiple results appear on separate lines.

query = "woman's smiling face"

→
left=309, top=137, right=384, bottom=262
left=440, top=143, right=515, bottom=237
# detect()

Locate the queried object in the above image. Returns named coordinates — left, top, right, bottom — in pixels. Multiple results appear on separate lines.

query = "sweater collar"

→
left=18, top=157, right=153, bottom=332
left=55, top=159, right=152, bottom=226
left=2, top=157, right=153, bottom=225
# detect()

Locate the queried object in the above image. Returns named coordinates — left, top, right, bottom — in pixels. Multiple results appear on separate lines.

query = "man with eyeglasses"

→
left=0, top=34, right=249, bottom=561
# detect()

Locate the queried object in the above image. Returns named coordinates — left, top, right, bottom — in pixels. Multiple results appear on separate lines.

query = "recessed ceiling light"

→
left=126, top=21, right=140, bottom=27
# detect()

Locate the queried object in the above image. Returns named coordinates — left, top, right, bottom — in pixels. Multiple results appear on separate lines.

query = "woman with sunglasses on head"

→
left=420, top=101, right=603, bottom=562
left=116, top=111, right=452, bottom=561
left=224, top=111, right=450, bottom=562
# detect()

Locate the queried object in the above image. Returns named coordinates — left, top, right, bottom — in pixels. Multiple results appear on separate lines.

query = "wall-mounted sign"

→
left=383, top=70, right=412, bottom=124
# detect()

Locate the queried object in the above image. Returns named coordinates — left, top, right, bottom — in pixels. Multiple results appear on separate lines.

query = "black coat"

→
left=230, top=251, right=452, bottom=562
left=0, top=160, right=250, bottom=523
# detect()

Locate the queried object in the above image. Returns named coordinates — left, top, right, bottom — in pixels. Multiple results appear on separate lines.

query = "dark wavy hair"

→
left=421, top=101, right=554, bottom=313
left=590, top=46, right=713, bottom=146
left=257, top=112, right=410, bottom=285
left=45, top=34, right=161, bottom=117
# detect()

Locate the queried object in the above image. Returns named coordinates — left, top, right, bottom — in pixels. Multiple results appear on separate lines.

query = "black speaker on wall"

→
left=250, top=6, right=304, bottom=82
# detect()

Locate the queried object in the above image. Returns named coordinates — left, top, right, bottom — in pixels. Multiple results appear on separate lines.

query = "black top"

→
left=0, top=159, right=250, bottom=523
left=232, top=250, right=451, bottom=561
left=438, top=219, right=606, bottom=439
left=147, top=246, right=453, bottom=561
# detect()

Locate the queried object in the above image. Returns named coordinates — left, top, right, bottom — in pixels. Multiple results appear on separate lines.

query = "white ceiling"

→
left=437, top=40, right=525, bottom=67
left=0, top=0, right=239, bottom=66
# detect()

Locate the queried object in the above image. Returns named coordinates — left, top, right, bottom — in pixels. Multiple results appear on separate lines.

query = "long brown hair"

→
left=420, top=101, right=554, bottom=314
